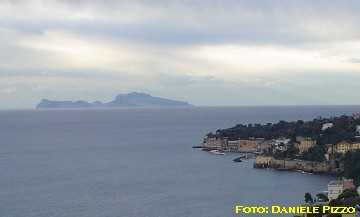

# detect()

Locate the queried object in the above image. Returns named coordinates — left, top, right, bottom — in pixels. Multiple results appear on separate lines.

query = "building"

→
left=271, top=138, right=290, bottom=151
left=328, top=181, right=343, bottom=201
left=322, top=123, right=333, bottom=131
left=298, top=138, right=316, bottom=154
left=327, top=178, right=355, bottom=201
left=336, top=142, right=352, bottom=154
left=202, top=137, right=228, bottom=151
left=217, top=137, right=229, bottom=151
left=237, top=138, right=263, bottom=152
left=342, top=178, right=355, bottom=190
left=228, top=140, right=238, bottom=151
left=202, top=137, right=219, bottom=150
left=336, top=142, right=360, bottom=154
left=253, top=156, right=274, bottom=168
left=203, top=137, right=264, bottom=152
left=273, top=138, right=290, bottom=145
left=326, top=144, right=334, bottom=154
left=256, top=140, right=270, bottom=151
left=325, top=144, right=335, bottom=162
left=352, top=113, right=360, bottom=120
left=255, top=156, right=274, bottom=165
left=352, top=143, right=360, bottom=150
left=274, top=144, right=287, bottom=152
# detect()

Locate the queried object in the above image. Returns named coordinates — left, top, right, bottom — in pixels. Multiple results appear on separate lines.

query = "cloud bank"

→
left=1, top=0, right=360, bottom=108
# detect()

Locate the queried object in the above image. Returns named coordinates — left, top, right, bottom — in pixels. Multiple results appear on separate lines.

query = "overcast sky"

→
left=1, top=0, right=360, bottom=108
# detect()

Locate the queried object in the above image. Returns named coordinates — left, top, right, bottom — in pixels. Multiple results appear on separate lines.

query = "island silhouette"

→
left=36, top=92, right=192, bottom=108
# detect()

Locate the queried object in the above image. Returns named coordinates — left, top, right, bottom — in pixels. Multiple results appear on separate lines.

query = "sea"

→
left=1, top=105, right=360, bottom=217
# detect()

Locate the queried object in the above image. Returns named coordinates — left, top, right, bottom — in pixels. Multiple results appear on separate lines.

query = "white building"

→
left=327, top=178, right=355, bottom=201
left=273, top=138, right=290, bottom=145
left=328, top=181, right=342, bottom=201
left=322, top=123, right=333, bottom=131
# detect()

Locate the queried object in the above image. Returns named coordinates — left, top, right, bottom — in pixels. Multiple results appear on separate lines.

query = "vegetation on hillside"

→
left=343, top=150, right=360, bottom=185
left=213, top=115, right=360, bottom=162
left=216, top=115, right=360, bottom=145
left=210, top=114, right=360, bottom=182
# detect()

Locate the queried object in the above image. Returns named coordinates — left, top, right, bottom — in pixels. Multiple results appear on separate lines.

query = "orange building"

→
left=298, top=138, right=316, bottom=154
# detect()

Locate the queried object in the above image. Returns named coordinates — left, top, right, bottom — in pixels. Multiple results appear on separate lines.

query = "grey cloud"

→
left=160, top=73, right=288, bottom=89
left=0, top=69, right=120, bottom=80
left=2, top=0, right=360, bottom=45
left=160, top=74, right=223, bottom=86
left=1, top=0, right=360, bottom=108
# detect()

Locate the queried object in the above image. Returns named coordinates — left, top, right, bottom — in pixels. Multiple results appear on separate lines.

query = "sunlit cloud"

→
left=183, top=44, right=360, bottom=77
left=16, top=29, right=140, bottom=71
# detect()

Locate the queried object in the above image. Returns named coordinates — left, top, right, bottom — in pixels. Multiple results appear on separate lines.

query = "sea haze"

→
left=1, top=106, right=360, bottom=217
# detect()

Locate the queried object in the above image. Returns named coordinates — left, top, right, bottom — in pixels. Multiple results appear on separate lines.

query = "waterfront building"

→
left=202, top=137, right=218, bottom=150
left=328, top=181, right=342, bottom=201
left=217, top=137, right=229, bottom=151
left=203, top=137, right=264, bottom=152
left=253, top=156, right=274, bottom=168
left=253, top=156, right=330, bottom=172
left=227, top=140, right=238, bottom=151
left=327, top=178, right=355, bottom=201
left=255, top=156, right=274, bottom=165
left=237, top=138, right=263, bottom=152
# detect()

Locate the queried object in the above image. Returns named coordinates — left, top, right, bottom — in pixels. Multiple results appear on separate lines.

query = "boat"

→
left=209, top=150, right=225, bottom=155
left=233, top=157, right=243, bottom=162
left=301, top=171, right=313, bottom=175
left=192, top=145, right=203, bottom=149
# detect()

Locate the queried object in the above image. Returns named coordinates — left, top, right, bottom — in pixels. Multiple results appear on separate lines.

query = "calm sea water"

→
left=1, top=106, right=360, bottom=217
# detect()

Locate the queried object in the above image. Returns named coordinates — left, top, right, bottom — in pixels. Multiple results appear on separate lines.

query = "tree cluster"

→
left=212, top=115, right=360, bottom=162
left=216, top=115, right=360, bottom=145
left=343, top=150, right=360, bottom=185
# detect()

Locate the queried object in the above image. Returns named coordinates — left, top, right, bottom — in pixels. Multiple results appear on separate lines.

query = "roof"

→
left=328, top=181, right=342, bottom=186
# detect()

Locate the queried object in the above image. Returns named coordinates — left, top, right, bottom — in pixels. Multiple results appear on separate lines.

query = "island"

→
left=36, top=92, right=193, bottom=109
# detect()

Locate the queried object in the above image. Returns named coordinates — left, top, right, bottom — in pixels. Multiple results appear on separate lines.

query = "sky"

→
left=1, top=0, right=360, bottom=108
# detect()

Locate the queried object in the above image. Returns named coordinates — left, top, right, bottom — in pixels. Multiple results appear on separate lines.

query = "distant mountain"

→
left=36, top=92, right=192, bottom=109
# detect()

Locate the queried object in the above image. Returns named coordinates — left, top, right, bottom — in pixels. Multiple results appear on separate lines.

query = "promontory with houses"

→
left=202, top=113, right=360, bottom=180
left=202, top=113, right=360, bottom=216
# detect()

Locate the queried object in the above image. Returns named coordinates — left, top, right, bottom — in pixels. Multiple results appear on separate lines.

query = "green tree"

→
left=305, top=192, right=313, bottom=203
left=343, top=150, right=360, bottom=185
left=337, top=188, right=359, bottom=200
left=316, top=193, right=329, bottom=202
left=300, top=146, right=326, bottom=162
